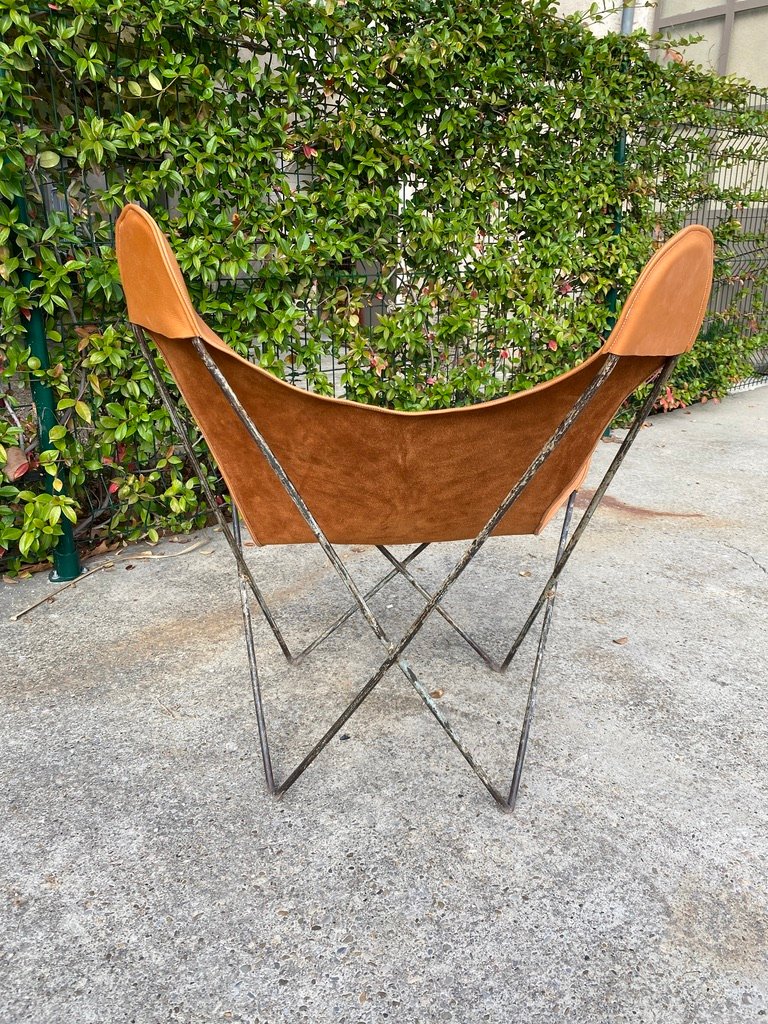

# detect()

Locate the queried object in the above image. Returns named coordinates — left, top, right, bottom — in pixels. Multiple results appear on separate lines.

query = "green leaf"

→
left=38, top=151, right=61, bottom=169
left=74, top=401, right=92, bottom=424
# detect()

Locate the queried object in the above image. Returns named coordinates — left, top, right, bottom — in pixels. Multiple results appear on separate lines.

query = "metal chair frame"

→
left=133, top=323, right=675, bottom=812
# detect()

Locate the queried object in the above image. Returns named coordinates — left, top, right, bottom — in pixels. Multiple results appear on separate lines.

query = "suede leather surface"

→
left=115, top=205, right=713, bottom=546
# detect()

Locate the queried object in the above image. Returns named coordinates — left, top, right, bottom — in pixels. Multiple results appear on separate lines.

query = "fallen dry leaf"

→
left=16, top=561, right=51, bottom=575
left=84, top=539, right=120, bottom=560
left=613, top=636, right=629, bottom=645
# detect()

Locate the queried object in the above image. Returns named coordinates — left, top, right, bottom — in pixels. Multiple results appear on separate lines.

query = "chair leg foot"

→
left=232, top=507, right=276, bottom=794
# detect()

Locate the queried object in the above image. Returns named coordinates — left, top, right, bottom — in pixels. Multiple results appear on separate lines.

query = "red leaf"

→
left=3, top=446, right=30, bottom=480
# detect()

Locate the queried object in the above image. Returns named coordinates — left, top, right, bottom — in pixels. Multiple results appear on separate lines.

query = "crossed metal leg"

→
left=133, top=323, right=675, bottom=811
left=233, top=503, right=576, bottom=809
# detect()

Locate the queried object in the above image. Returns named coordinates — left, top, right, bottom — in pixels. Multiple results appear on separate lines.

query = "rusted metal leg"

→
left=138, top=327, right=675, bottom=809
left=375, top=546, right=497, bottom=669
left=292, top=544, right=430, bottom=665
left=506, top=491, right=576, bottom=811
left=498, top=358, right=678, bottom=674
left=132, top=325, right=293, bottom=664
left=391, top=666, right=509, bottom=807
left=233, top=506, right=275, bottom=794
left=190, top=337, right=620, bottom=802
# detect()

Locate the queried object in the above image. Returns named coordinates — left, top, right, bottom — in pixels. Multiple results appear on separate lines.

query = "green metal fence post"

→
left=607, top=3, right=634, bottom=323
left=1, top=64, right=83, bottom=580
left=14, top=195, right=83, bottom=581
left=607, top=127, right=627, bottom=324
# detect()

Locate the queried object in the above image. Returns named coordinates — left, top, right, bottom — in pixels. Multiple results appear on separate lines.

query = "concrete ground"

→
left=1, top=389, right=767, bottom=1024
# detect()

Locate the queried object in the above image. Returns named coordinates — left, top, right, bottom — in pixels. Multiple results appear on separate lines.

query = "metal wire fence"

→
left=675, top=92, right=768, bottom=392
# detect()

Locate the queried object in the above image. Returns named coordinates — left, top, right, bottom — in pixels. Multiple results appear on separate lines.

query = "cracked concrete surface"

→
left=1, top=389, right=767, bottom=1024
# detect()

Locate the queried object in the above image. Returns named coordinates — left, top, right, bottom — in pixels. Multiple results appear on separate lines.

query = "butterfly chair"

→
left=115, top=204, right=713, bottom=811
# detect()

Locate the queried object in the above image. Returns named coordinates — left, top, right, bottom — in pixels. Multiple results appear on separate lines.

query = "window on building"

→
left=654, top=0, right=768, bottom=86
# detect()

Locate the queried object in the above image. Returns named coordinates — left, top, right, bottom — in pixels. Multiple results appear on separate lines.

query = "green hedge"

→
left=1, top=0, right=767, bottom=572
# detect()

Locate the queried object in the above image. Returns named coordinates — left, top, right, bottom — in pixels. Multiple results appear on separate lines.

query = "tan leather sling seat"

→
left=115, top=204, right=714, bottom=811
left=115, top=204, right=714, bottom=548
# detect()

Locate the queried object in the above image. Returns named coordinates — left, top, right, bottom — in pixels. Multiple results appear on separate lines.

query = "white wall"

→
left=556, top=0, right=655, bottom=37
